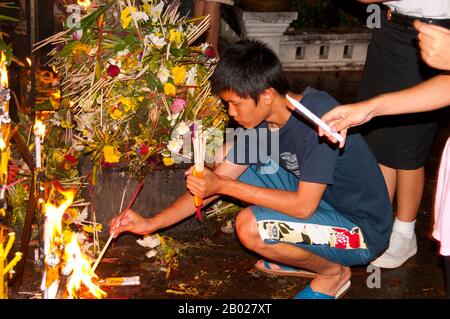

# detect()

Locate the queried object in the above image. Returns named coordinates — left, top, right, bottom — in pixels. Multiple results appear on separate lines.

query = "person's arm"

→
left=319, top=74, right=450, bottom=147
left=111, top=160, right=247, bottom=237
left=187, top=168, right=327, bottom=219
left=110, top=141, right=248, bottom=236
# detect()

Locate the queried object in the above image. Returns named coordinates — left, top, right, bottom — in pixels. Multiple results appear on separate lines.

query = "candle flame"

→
left=34, top=119, right=46, bottom=140
left=52, top=91, right=61, bottom=100
left=0, top=137, right=5, bottom=151
left=1, top=53, right=8, bottom=88
left=26, top=57, right=32, bottom=66
left=77, top=0, right=91, bottom=8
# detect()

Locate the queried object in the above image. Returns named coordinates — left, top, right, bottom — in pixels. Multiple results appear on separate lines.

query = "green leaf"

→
left=170, top=47, right=190, bottom=58
left=32, top=100, right=54, bottom=111
left=0, top=14, right=18, bottom=22
left=0, top=38, right=13, bottom=66
left=114, top=42, right=127, bottom=53
left=124, top=34, right=137, bottom=48
left=94, top=58, right=103, bottom=81
left=57, top=41, right=79, bottom=58
left=79, top=1, right=115, bottom=29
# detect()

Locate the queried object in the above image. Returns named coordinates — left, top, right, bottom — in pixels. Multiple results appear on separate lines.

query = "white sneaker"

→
left=370, top=231, right=417, bottom=269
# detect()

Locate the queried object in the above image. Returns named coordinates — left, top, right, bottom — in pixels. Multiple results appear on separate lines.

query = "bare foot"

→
left=309, top=265, right=351, bottom=297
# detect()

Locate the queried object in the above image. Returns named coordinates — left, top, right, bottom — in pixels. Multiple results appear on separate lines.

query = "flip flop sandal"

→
left=294, top=280, right=351, bottom=299
left=253, top=260, right=316, bottom=278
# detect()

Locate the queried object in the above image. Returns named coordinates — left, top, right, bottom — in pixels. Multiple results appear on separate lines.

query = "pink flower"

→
left=170, top=98, right=186, bottom=113
left=72, top=29, right=83, bottom=40
left=107, top=64, right=120, bottom=77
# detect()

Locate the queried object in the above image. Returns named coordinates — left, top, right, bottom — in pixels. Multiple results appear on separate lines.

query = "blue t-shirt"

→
left=227, top=87, right=392, bottom=257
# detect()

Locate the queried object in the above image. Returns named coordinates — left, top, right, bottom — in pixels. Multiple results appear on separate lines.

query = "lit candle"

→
left=33, top=119, right=45, bottom=169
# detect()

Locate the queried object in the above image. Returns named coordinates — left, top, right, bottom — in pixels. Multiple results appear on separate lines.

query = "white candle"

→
left=286, top=94, right=344, bottom=143
left=34, top=119, right=45, bottom=169
left=35, top=135, right=41, bottom=168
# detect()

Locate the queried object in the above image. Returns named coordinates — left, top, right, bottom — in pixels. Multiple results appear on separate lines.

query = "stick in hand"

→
left=91, top=180, right=144, bottom=273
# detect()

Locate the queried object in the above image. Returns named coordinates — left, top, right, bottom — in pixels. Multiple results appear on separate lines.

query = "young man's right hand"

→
left=110, top=208, right=153, bottom=238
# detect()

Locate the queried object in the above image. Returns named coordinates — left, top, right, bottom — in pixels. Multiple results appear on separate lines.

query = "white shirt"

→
left=386, top=0, right=450, bottom=19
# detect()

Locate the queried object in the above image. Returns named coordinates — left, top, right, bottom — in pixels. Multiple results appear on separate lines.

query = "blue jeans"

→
left=239, top=163, right=373, bottom=266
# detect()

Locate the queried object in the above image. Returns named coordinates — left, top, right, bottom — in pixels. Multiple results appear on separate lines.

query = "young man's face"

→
left=220, top=90, right=270, bottom=129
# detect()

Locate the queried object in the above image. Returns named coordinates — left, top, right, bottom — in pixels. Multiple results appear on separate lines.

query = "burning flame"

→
left=44, top=187, right=106, bottom=299
left=26, top=57, right=32, bottom=67
left=44, top=189, right=75, bottom=244
left=0, top=136, right=5, bottom=151
left=78, top=0, right=91, bottom=8
left=33, top=119, right=46, bottom=140
left=64, top=234, right=107, bottom=298
left=1, top=52, right=8, bottom=88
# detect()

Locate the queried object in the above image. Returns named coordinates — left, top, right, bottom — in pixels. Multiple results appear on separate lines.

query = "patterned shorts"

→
left=239, top=163, right=373, bottom=266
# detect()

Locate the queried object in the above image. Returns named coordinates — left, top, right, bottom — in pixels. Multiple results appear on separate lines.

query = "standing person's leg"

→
left=193, top=0, right=205, bottom=17
left=371, top=167, right=423, bottom=268
left=396, top=167, right=425, bottom=223
left=379, top=165, right=397, bottom=203
left=193, top=0, right=221, bottom=57
left=203, top=1, right=221, bottom=57
left=358, top=11, right=439, bottom=269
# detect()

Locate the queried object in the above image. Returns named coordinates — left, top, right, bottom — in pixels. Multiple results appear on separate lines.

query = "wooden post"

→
left=11, top=169, right=37, bottom=288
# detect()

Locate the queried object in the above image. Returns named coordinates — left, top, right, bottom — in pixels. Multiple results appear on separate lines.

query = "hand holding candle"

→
left=192, top=124, right=207, bottom=222
left=286, top=94, right=344, bottom=144
left=192, top=166, right=204, bottom=222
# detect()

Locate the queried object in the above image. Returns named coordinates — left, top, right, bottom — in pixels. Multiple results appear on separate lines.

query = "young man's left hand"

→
left=185, top=166, right=226, bottom=199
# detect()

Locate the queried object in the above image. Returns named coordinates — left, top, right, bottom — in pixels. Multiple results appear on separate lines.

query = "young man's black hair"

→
left=210, top=39, right=290, bottom=104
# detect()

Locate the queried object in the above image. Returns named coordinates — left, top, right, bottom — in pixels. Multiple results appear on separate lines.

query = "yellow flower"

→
left=120, top=97, right=137, bottom=112
left=169, top=29, right=182, bottom=46
left=142, top=3, right=151, bottom=15
left=164, top=83, right=177, bottom=96
left=110, top=108, right=123, bottom=120
left=172, top=66, right=186, bottom=85
left=63, top=208, right=79, bottom=224
left=121, top=6, right=137, bottom=29
left=83, top=224, right=103, bottom=233
left=213, top=118, right=222, bottom=127
left=72, top=43, right=91, bottom=56
left=163, top=157, right=175, bottom=166
left=103, top=145, right=121, bottom=163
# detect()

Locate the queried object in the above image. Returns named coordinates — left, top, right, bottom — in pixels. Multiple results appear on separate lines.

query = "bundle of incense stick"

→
left=192, top=123, right=207, bottom=222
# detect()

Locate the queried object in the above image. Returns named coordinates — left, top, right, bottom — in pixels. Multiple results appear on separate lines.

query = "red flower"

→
left=107, top=64, right=120, bottom=77
left=204, top=46, right=216, bottom=58
left=140, top=144, right=149, bottom=156
left=64, top=153, right=78, bottom=164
